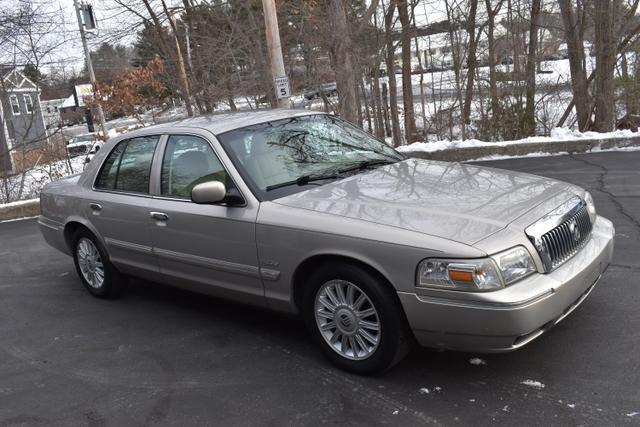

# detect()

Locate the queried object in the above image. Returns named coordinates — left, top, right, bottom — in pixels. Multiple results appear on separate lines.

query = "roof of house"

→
left=61, top=95, right=76, bottom=109
left=2, top=69, right=37, bottom=92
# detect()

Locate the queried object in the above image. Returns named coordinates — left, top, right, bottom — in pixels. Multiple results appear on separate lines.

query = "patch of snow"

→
left=419, top=387, right=430, bottom=394
left=398, top=128, right=640, bottom=154
left=627, top=412, right=639, bottom=417
left=392, top=410, right=399, bottom=415
left=0, top=198, right=39, bottom=208
left=469, top=399, right=476, bottom=403
left=520, top=380, right=546, bottom=389
left=433, top=386, right=442, bottom=392
left=0, top=215, right=39, bottom=223
left=469, top=357, right=487, bottom=366
left=502, top=405, right=509, bottom=412
left=567, top=403, right=576, bottom=409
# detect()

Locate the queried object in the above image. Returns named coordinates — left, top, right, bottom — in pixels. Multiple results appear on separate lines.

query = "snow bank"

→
left=398, top=128, right=640, bottom=154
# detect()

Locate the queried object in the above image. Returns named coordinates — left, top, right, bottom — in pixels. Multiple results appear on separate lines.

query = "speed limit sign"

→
left=275, top=76, right=290, bottom=99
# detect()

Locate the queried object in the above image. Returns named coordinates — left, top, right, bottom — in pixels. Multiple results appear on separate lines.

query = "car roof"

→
left=137, top=109, right=325, bottom=136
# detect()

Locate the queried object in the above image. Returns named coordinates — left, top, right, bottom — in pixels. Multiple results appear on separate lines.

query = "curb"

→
left=0, top=199, right=40, bottom=222
left=400, top=136, right=640, bottom=162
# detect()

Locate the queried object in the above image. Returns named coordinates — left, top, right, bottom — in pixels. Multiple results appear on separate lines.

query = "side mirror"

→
left=191, top=181, right=226, bottom=204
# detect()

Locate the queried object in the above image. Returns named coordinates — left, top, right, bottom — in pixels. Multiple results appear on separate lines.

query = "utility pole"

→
left=73, top=0, right=107, bottom=137
left=262, top=0, right=290, bottom=108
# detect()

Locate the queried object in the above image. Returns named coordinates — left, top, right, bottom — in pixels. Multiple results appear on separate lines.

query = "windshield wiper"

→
left=265, top=173, right=340, bottom=191
left=336, top=158, right=398, bottom=174
left=264, top=159, right=399, bottom=192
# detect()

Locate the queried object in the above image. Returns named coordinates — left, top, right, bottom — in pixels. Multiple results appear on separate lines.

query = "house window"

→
left=9, top=95, right=20, bottom=115
left=23, top=94, right=34, bottom=113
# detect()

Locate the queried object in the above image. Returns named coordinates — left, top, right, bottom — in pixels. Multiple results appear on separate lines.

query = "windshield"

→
left=217, top=114, right=403, bottom=197
left=74, top=135, right=95, bottom=143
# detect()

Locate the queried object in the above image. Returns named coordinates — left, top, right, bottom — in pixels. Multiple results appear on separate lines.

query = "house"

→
left=58, top=94, right=86, bottom=126
left=40, top=98, right=66, bottom=129
left=0, top=68, right=48, bottom=173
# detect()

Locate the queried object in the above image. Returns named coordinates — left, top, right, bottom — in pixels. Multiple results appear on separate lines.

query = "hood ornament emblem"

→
left=569, top=220, right=581, bottom=242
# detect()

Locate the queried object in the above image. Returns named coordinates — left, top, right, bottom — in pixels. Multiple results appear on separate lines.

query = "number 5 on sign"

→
left=275, top=76, right=290, bottom=99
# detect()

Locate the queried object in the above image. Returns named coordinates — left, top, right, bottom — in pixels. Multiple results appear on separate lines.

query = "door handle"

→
left=150, top=212, right=169, bottom=221
left=89, top=203, right=102, bottom=211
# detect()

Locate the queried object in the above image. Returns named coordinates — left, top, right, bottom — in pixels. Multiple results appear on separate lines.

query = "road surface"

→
left=1, top=152, right=638, bottom=425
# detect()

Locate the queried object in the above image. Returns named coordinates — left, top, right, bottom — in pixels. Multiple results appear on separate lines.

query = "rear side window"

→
left=95, top=136, right=160, bottom=193
left=161, top=135, right=228, bottom=198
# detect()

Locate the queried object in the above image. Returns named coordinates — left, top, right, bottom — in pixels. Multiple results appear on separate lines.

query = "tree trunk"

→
left=397, top=0, right=418, bottom=143
left=559, top=0, right=592, bottom=131
left=158, top=0, right=194, bottom=117
left=372, top=11, right=386, bottom=139
left=384, top=0, right=402, bottom=146
left=372, top=68, right=385, bottom=138
left=411, top=1, right=427, bottom=137
left=524, top=0, right=542, bottom=135
left=593, top=0, right=618, bottom=131
left=485, top=0, right=502, bottom=127
left=462, top=0, right=479, bottom=126
left=325, top=0, right=359, bottom=125
left=381, top=82, right=392, bottom=137
left=444, top=0, right=465, bottom=139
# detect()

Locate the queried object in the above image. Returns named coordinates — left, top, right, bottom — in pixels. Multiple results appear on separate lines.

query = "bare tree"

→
left=397, top=0, right=418, bottom=142
left=383, top=0, right=402, bottom=146
left=559, top=0, right=592, bottom=131
left=462, top=0, right=480, bottom=126
left=524, top=0, right=542, bottom=135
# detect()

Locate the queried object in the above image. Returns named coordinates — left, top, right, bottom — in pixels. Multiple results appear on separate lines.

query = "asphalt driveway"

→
left=1, top=151, right=638, bottom=426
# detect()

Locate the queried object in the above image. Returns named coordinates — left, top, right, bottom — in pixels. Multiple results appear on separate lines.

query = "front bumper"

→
left=398, top=216, right=615, bottom=352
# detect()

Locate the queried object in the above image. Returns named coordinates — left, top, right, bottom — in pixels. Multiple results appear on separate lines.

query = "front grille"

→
left=526, top=196, right=593, bottom=272
left=539, top=204, right=592, bottom=269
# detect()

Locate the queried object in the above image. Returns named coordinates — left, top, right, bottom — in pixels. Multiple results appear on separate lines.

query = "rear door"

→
left=147, top=133, right=264, bottom=305
left=87, top=134, right=162, bottom=279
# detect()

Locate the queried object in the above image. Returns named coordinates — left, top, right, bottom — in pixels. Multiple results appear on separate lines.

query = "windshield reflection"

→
left=217, top=115, right=403, bottom=193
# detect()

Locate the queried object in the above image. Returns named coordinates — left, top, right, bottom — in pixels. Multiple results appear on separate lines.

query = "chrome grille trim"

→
left=525, top=196, right=593, bottom=272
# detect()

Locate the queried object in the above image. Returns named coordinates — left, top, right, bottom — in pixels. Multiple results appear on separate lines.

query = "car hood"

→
left=67, top=141, right=92, bottom=148
left=272, top=159, right=578, bottom=245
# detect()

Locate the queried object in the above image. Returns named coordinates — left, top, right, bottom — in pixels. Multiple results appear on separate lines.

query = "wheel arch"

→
left=291, top=253, right=398, bottom=314
left=63, top=217, right=107, bottom=256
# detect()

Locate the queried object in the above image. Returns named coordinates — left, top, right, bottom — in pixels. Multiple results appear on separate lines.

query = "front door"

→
left=148, top=134, right=263, bottom=305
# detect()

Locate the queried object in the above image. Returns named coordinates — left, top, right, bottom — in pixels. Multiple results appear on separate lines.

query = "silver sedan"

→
left=39, top=110, right=614, bottom=373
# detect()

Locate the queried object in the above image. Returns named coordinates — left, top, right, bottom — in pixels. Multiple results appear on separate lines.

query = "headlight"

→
left=584, top=192, right=597, bottom=224
left=417, top=258, right=503, bottom=291
left=417, top=246, right=536, bottom=292
left=491, top=246, right=536, bottom=285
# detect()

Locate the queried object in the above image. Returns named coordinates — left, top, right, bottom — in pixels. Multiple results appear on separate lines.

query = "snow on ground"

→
left=0, top=156, right=86, bottom=204
left=520, top=380, right=546, bottom=389
left=468, top=357, right=487, bottom=366
left=398, top=128, right=640, bottom=154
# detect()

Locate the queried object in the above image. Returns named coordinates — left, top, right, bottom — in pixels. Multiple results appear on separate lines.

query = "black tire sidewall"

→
left=302, top=263, right=409, bottom=374
left=72, top=229, right=120, bottom=298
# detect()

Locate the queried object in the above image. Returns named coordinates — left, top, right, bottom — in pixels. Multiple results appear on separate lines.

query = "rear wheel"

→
left=72, top=229, right=124, bottom=298
left=303, top=263, right=413, bottom=374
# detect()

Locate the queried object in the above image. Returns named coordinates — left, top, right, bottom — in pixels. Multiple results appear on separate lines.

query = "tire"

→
left=302, top=262, right=414, bottom=374
left=72, top=228, right=125, bottom=299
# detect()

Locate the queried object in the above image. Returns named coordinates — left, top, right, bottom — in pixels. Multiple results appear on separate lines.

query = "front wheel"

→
left=302, top=263, right=413, bottom=374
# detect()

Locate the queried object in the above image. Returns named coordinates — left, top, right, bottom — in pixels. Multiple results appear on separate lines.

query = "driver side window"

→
left=161, top=135, right=228, bottom=199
